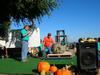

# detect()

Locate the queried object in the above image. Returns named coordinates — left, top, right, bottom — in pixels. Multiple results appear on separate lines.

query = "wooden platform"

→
left=47, top=52, right=72, bottom=58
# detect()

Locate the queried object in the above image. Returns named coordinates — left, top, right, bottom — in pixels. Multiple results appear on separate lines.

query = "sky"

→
left=36, top=0, right=100, bottom=42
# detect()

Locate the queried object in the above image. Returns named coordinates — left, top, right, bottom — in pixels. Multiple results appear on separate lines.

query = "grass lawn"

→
left=0, top=56, right=77, bottom=74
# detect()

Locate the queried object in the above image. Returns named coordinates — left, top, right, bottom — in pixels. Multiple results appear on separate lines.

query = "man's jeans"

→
left=42, top=47, right=52, bottom=58
left=46, top=47, right=52, bottom=54
left=21, top=41, right=28, bottom=61
left=98, top=51, right=100, bottom=60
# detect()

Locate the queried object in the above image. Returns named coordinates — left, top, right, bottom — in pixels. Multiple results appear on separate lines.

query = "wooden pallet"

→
left=47, top=53, right=72, bottom=58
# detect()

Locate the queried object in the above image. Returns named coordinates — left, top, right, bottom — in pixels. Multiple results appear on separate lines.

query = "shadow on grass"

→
left=50, top=64, right=66, bottom=69
left=32, top=69, right=39, bottom=75
left=6, top=48, right=21, bottom=61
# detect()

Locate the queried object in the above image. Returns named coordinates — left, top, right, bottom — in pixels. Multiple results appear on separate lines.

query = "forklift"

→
left=55, top=30, right=67, bottom=45
left=53, top=30, right=68, bottom=54
left=47, top=30, right=73, bottom=58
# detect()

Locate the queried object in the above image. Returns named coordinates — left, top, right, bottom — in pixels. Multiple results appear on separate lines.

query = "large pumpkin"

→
left=37, top=61, right=50, bottom=72
left=49, top=66, right=57, bottom=72
left=55, top=69, right=72, bottom=75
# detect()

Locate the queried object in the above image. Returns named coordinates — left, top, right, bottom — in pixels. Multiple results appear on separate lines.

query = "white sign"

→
left=28, top=28, right=40, bottom=47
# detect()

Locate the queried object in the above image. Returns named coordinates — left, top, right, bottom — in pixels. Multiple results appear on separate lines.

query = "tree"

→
left=0, top=0, right=60, bottom=21
left=0, top=0, right=61, bottom=38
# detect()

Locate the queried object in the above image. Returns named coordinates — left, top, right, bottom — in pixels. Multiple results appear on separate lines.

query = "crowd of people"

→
left=21, top=25, right=55, bottom=62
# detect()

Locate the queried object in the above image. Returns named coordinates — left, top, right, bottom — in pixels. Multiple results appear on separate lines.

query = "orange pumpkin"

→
left=37, top=61, right=50, bottom=72
left=55, top=69, right=72, bottom=75
left=55, top=70, right=62, bottom=75
left=49, top=66, right=57, bottom=72
left=65, top=70, right=72, bottom=75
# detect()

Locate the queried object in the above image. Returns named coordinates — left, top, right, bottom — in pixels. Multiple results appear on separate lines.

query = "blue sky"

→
left=37, top=0, right=100, bottom=42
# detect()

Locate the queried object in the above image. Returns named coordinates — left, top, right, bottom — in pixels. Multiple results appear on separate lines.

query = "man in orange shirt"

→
left=43, top=33, right=54, bottom=54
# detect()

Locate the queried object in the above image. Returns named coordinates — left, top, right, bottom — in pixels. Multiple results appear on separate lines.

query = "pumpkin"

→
left=49, top=66, right=57, bottom=72
left=55, top=69, right=72, bottom=75
left=55, top=70, right=62, bottom=75
left=37, top=61, right=50, bottom=75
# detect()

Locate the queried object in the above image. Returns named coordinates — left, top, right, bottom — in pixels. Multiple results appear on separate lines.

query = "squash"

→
left=55, top=69, right=72, bottom=75
left=55, top=70, right=62, bottom=75
left=37, top=61, right=50, bottom=75
left=49, top=66, right=57, bottom=72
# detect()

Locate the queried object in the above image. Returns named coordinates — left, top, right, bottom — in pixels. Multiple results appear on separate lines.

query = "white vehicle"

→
left=0, top=39, right=6, bottom=48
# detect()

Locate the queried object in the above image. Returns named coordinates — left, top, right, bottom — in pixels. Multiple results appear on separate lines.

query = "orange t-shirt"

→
left=43, top=37, right=54, bottom=47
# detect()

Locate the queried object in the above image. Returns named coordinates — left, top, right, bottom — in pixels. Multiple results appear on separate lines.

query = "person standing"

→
left=43, top=33, right=54, bottom=54
left=98, top=38, right=100, bottom=65
left=21, top=25, right=30, bottom=62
